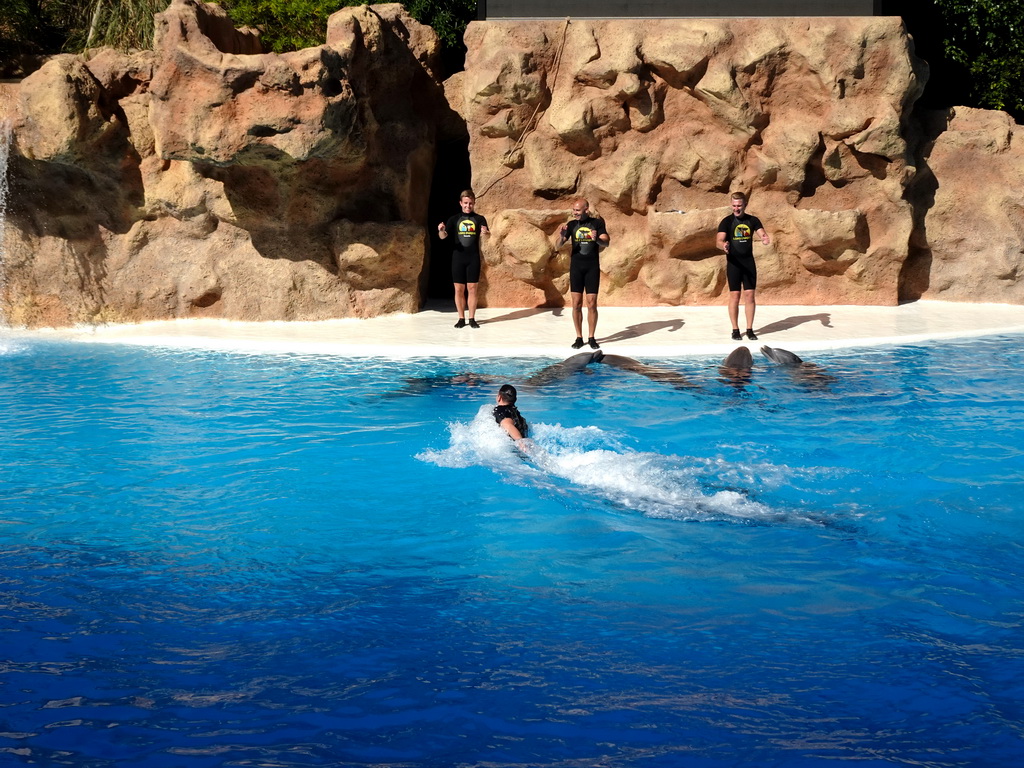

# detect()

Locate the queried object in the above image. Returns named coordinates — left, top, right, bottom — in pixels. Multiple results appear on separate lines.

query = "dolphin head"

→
left=760, top=345, right=803, bottom=365
left=722, top=346, right=753, bottom=370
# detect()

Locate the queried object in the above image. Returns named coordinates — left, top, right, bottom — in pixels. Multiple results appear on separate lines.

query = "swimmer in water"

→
left=493, top=384, right=529, bottom=445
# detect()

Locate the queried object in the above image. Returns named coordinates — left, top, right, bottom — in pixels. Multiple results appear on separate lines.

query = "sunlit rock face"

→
left=449, top=17, right=928, bottom=308
left=2, top=0, right=444, bottom=327
left=902, top=107, right=1024, bottom=304
left=3, top=7, right=1023, bottom=329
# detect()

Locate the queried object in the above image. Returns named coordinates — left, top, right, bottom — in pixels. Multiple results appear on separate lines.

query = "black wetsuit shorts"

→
left=452, top=253, right=481, bottom=284
left=726, top=256, right=757, bottom=291
left=569, top=258, right=600, bottom=294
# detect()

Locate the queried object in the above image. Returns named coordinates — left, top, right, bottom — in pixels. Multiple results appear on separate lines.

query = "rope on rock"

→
left=477, top=17, right=572, bottom=200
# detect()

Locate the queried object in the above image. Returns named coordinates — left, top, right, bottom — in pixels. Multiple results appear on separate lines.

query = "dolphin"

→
left=383, top=352, right=599, bottom=398
left=760, top=345, right=804, bottom=365
left=718, top=346, right=753, bottom=388
left=595, top=352, right=698, bottom=390
left=760, top=345, right=835, bottom=387
left=521, top=350, right=602, bottom=388
left=721, top=346, right=753, bottom=370
left=383, top=371, right=499, bottom=398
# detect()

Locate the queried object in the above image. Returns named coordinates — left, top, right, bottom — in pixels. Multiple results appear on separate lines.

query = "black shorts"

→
left=570, top=258, right=600, bottom=294
left=452, top=253, right=480, bottom=284
left=726, top=257, right=757, bottom=291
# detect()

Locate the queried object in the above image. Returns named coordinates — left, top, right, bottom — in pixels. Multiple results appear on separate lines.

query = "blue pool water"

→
left=1, top=335, right=1023, bottom=767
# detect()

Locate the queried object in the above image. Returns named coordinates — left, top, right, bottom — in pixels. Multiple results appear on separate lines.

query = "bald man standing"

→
left=554, top=198, right=610, bottom=349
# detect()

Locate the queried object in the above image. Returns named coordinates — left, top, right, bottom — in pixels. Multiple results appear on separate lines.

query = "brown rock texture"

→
left=902, top=107, right=1024, bottom=303
left=1, top=0, right=445, bottom=327
left=451, top=17, right=926, bottom=308
left=4, top=9, right=1024, bottom=328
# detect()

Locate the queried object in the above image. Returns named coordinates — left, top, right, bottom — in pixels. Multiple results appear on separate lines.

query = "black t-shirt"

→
left=718, top=213, right=764, bottom=260
left=566, top=216, right=608, bottom=259
left=493, top=404, right=528, bottom=438
left=446, top=213, right=488, bottom=257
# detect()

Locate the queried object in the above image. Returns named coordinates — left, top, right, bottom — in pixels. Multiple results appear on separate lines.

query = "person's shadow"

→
left=481, top=307, right=564, bottom=324
left=755, top=313, right=832, bottom=335
left=599, top=318, right=685, bottom=344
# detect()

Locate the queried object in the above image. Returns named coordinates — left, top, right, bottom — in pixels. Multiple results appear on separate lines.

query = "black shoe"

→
left=468, top=318, right=480, bottom=329
left=454, top=318, right=466, bottom=328
left=588, top=337, right=600, bottom=349
left=746, top=329, right=758, bottom=340
left=731, top=329, right=742, bottom=341
left=571, top=337, right=585, bottom=349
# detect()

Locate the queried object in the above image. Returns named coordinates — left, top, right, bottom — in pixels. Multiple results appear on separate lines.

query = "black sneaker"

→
left=588, top=337, right=600, bottom=349
left=468, top=318, right=480, bottom=329
left=731, top=329, right=742, bottom=341
left=571, top=337, right=585, bottom=349
left=746, top=329, right=758, bottom=340
left=454, top=318, right=466, bottom=328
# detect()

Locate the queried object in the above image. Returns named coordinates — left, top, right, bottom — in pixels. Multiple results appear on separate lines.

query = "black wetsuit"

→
left=565, top=216, right=608, bottom=294
left=718, top=213, right=764, bottom=291
left=493, top=404, right=528, bottom=438
left=446, top=213, right=488, bottom=283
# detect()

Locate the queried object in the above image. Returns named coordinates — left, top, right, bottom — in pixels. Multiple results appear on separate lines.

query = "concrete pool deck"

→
left=15, top=300, right=1024, bottom=358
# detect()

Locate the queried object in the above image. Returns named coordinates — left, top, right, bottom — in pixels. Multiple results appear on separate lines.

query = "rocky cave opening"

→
left=424, top=135, right=472, bottom=305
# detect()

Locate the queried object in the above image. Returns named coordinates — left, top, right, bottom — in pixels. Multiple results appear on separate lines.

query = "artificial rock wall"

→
left=1, top=0, right=447, bottom=327
left=2, top=6, right=1024, bottom=328
left=449, top=18, right=1024, bottom=308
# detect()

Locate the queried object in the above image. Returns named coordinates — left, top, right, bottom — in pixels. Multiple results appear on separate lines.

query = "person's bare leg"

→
left=728, top=291, right=741, bottom=330
left=744, top=289, right=756, bottom=331
left=586, top=293, right=598, bottom=339
left=467, top=283, right=479, bottom=318
left=585, top=294, right=600, bottom=348
left=571, top=292, right=584, bottom=338
left=453, top=282, right=466, bottom=327
left=454, top=283, right=466, bottom=318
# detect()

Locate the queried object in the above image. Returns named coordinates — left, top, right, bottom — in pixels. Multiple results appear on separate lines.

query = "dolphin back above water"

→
left=595, top=352, right=698, bottom=389
left=721, top=346, right=753, bottom=370
left=718, top=346, right=754, bottom=388
left=521, top=350, right=602, bottom=388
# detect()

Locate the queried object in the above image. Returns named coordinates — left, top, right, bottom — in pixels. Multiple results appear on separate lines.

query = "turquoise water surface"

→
left=1, top=335, right=1022, bottom=766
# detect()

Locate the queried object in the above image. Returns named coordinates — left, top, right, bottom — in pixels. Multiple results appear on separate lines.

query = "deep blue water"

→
left=1, top=335, right=1023, bottom=767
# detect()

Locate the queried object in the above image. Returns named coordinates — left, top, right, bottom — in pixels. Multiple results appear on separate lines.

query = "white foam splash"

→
left=418, top=408, right=782, bottom=523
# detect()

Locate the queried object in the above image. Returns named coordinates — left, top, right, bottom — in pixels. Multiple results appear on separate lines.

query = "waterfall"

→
left=0, top=117, right=10, bottom=326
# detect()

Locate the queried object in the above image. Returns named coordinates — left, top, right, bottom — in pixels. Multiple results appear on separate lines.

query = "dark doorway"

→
left=425, top=136, right=472, bottom=302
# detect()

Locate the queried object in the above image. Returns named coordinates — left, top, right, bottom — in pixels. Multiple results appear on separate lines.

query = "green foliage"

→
left=222, top=0, right=477, bottom=53
left=1, top=0, right=476, bottom=66
left=0, top=0, right=75, bottom=60
left=0, top=0, right=170, bottom=62
left=78, top=0, right=171, bottom=50
left=223, top=0, right=352, bottom=53
left=403, top=0, right=477, bottom=49
left=932, top=0, right=1024, bottom=117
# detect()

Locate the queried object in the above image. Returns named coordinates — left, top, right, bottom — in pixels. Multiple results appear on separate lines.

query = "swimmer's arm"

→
left=481, top=224, right=491, bottom=237
left=514, top=437, right=535, bottom=454
left=438, top=221, right=448, bottom=239
left=756, top=228, right=770, bottom=245
left=499, top=417, right=524, bottom=441
left=716, top=230, right=729, bottom=253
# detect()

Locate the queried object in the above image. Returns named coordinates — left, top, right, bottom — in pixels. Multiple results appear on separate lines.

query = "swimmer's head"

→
left=459, top=189, right=476, bottom=213
left=497, top=384, right=518, bottom=405
left=570, top=198, right=589, bottom=219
